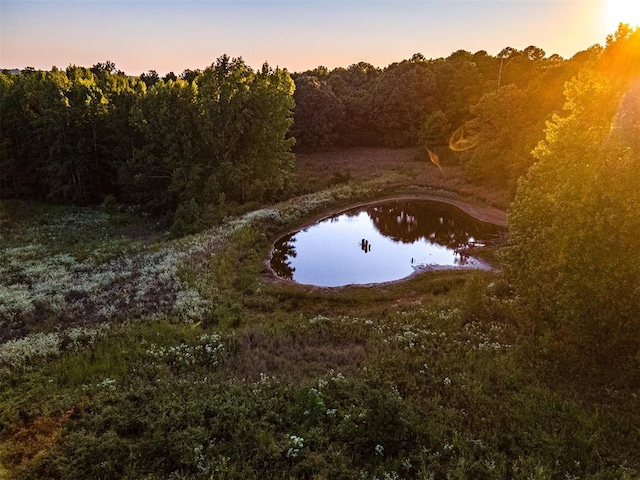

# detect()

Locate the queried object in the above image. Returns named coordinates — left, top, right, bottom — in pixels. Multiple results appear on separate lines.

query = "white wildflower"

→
left=98, top=377, right=117, bottom=390
left=286, top=435, right=304, bottom=458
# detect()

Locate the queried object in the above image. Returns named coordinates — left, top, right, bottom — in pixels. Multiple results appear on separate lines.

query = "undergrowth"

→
left=0, top=193, right=638, bottom=479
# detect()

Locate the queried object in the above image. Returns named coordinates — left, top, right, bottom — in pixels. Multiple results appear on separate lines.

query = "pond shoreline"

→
left=266, top=193, right=506, bottom=288
left=318, top=193, right=507, bottom=227
left=274, top=193, right=507, bottom=240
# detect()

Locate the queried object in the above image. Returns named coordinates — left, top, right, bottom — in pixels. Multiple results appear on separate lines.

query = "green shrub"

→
left=170, top=199, right=201, bottom=238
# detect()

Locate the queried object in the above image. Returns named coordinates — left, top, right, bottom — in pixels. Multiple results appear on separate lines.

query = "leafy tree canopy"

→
left=504, top=24, right=640, bottom=379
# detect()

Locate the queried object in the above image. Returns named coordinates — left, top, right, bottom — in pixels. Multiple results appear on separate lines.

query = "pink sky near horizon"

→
left=0, top=0, right=618, bottom=75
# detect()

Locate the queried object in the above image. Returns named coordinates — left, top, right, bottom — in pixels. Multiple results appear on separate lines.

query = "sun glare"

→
left=606, top=0, right=640, bottom=32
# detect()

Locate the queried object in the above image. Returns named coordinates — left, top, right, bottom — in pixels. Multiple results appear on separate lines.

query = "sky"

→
left=1, top=0, right=637, bottom=75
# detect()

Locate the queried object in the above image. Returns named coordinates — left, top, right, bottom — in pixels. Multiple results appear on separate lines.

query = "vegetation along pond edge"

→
left=266, top=193, right=507, bottom=288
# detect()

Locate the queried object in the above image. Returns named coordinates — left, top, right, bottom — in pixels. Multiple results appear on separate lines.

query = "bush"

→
left=170, top=199, right=200, bottom=238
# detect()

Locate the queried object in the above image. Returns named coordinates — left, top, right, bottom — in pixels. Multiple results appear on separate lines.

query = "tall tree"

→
left=370, top=59, right=438, bottom=147
left=290, top=75, right=344, bottom=151
left=233, top=63, right=296, bottom=202
left=140, top=70, right=160, bottom=88
left=122, top=78, right=199, bottom=213
left=328, top=62, right=380, bottom=146
left=461, top=84, right=540, bottom=191
left=51, top=65, right=111, bottom=202
left=504, top=27, right=640, bottom=378
left=197, top=57, right=295, bottom=203
left=431, top=51, right=488, bottom=135
left=163, top=71, right=178, bottom=83
left=196, top=55, right=255, bottom=203
left=180, top=69, right=201, bottom=84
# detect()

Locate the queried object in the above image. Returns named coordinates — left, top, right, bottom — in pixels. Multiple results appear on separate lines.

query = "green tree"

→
left=370, top=59, right=438, bottom=147
left=504, top=30, right=640, bottom=378
left=122, top=78, right=199, bottom=213
left=196, top=56, right=295, bottom=204
left=420, top=109, right=452, bottom=146
left=196, top=55, right=256, bottom=204
left=290, top=75, right=344, bottom=151
left=234, top=63, right=295, bottom=202
left=52, top=65, right=111, bottom=202
left=140, top=70, right=160, bottom=88
left=461, top=84, right=540, bottom=190
left=0, top=71, right=23, bottom=197
left=180, top=69, right=200, bottom=84
left=163, top=71, right=178, bottom=83
left=0, top=69, right=65, bottom=199
left=431, top=51, right=488, bottom=134
left=328, top=62, right=380, bottom=146
left=92, top=64, right=145, bottom=197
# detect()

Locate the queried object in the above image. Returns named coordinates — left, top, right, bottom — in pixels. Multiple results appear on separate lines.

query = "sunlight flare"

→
left=427, top=148, right=444, bottom=175
left=606, top=0, right=640, bottom=32
left=448, top=125, right=478, bottom=152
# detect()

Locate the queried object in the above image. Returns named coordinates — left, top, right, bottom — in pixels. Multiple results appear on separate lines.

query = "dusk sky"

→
left=1, top=0, right=637, bottom=75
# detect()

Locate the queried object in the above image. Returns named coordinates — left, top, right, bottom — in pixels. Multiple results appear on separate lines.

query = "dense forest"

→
left=0, top=56, right=296, bottom=233
left=1, top=23, right=639, bottom=480
left=0, top=37, right=600, bottom=216
left=290, top=46, right=590, bottom=193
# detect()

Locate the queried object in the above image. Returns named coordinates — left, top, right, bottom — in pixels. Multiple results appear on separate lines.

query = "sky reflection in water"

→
left=271, top=200, right=504, bottom=287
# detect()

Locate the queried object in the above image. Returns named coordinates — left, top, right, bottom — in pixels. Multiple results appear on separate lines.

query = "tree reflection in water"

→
left=271, top=200, right=504, bottom=286
left=271, top=236, right=297, bottom=280
left=367, top=201, right=493, bottom=248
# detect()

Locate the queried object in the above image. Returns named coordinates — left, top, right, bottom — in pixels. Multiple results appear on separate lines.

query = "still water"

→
left=271, top=200, right=504, bottom=287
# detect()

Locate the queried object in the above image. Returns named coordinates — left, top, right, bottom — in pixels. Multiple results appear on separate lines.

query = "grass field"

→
left=1, top=148, right=638, bottom=479
left=295, top=147, right=513, bottom=209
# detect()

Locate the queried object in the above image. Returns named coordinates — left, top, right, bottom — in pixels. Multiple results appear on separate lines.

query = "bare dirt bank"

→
left=327, top=193, right=507, bottom=227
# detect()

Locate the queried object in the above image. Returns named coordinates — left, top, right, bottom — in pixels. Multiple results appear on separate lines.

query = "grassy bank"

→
left=1, top=151, right=638, bottom=479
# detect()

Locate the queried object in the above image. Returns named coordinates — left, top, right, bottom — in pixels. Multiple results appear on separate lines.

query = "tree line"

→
left=291, top=45, right=600, bottom=192
left=1, top=41, right=601, bottom=219
left=0, top=56, right=295, bottom=233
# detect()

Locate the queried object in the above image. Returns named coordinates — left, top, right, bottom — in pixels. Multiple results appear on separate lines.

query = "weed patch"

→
left=1, top=187, right=638, bottom=479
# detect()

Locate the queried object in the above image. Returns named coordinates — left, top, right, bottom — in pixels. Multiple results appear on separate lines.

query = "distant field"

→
left=295, top=147, right=513, bottom=209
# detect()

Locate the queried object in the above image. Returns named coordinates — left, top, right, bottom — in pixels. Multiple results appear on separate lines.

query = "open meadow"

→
left=1, top=150, right=638, bottom=479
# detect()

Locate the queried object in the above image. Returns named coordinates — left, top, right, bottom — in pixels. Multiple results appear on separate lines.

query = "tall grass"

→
left=1, top=194, right=638, bottom=479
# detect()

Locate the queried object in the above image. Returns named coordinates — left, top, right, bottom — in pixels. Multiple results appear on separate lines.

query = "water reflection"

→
left=367, top=202, right=493, bottom=248
left=271, top=237, right=297, bottom=280
left=271, top=200, right=504, bottom=287
left=360, top=238, right=372, bottom=253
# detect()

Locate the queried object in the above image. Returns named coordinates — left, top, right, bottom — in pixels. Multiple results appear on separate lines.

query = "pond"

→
left=271, top=199, right=505, bottom=287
